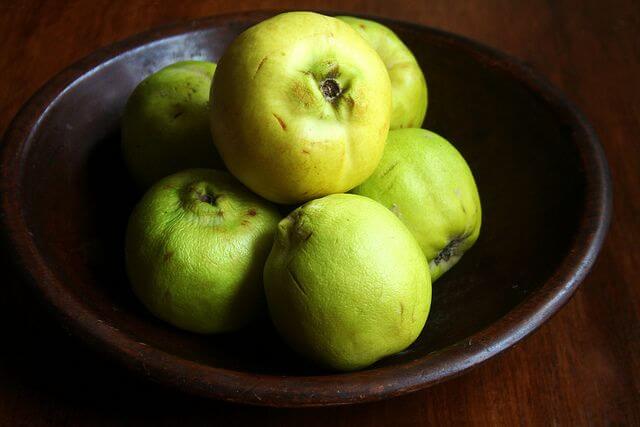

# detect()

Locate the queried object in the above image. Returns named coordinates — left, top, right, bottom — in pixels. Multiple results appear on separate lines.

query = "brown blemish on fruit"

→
left=291, top=82, right=313, bottom=108
left=163, top=252, right=173, bottom=262
left=254, top=56, right=268, bottom=78
left=247, top=208, right=257, bottom=216
left=272, top=113, right=287, bottom=130
left=381, top=162, right=399, bottom=177
left=287, top=267, right=308, bottom=297
left=241, top=219, right=250, bottom=226
left=433, top=235, right=468, bottom=265
left=359, top=24, right=366, bottom=29
left=344, top=95, right=355, bottom=109
left=391, top=62, right=413, bottom=71
left=302, top=149, right=310, bottom=154
left=216, top=210, right=224, bottom=217
left=172, top=110, right=184, bottom=119
left=383, top=175, right=400, bottom=194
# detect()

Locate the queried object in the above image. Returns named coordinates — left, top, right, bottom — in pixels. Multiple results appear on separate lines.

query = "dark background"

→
left=0, top=1, right=638, bottom=425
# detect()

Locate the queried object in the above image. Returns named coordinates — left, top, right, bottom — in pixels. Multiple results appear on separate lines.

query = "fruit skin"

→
left=210, top=12, right=392, bottom=204
left=122, top=61, right=223, bottom=188
left=352, top=128, right=481, bottom=281
left=125, top=169, right=280, bottom=334
left=264, top=193, right=431, bottom=371
left=337, top=16, right=428, bottom=129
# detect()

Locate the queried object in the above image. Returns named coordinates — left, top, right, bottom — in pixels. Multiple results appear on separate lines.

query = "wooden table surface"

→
left=1, top=1, right=638, bottom=425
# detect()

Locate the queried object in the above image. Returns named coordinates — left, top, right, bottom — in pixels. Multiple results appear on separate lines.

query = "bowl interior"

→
left=15, top=16, right=584, bottom=377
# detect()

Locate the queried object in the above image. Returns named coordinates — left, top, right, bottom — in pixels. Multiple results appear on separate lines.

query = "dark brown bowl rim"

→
left=0, top=10, right=612, bottom=407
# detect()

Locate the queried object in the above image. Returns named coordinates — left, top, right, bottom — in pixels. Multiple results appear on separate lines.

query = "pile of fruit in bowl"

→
left=122, top=11, right=481, bottom=372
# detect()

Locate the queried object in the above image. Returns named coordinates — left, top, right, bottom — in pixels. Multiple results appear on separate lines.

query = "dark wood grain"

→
left=0, top=0, right=637, bottom=424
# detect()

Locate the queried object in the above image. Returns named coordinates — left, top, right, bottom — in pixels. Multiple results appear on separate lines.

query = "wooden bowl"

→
left=0, top=11, right=611, bottom=407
